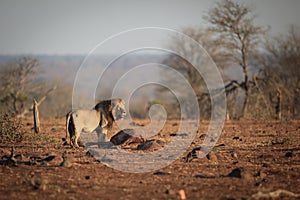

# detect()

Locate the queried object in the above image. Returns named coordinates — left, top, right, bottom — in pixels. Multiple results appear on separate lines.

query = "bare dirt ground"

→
left=1, top=118, right=300, bottom=200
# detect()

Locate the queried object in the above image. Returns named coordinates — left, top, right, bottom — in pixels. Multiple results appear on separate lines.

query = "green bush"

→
left=0, top=113, right=23, bottom=144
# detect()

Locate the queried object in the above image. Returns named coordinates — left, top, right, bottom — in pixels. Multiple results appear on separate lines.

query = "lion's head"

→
left=111, top=99, right=126, bottom=120
left=94, top=98, right=126, bottom=128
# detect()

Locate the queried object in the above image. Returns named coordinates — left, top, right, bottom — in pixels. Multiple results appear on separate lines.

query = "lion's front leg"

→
left=70, top=130, right=80, bottom=148
left=102, top=128, right=109, bottom=142
left=96, top=127, right=109, bottom=148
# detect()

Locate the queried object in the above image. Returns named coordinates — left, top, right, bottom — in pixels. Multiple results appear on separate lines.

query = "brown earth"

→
left=0, top=118, right=300, bottom=200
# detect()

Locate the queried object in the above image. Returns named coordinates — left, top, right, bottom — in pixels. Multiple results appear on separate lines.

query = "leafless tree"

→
left=259, top=26, right=300, bottom=119
left=0, top=57, right=56, bottom=117
left=204, top=0, right=266, bottom=118
left=162, top=28, right=220, bottom=119
left=39, top=83, right=72, bottom=118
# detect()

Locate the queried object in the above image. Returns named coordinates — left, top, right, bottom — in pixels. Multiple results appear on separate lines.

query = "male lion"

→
left=65, top=99, right=126, bottom=147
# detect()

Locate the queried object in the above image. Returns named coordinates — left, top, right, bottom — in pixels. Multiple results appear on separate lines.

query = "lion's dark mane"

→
left=94, top=99, right=122, bottom=129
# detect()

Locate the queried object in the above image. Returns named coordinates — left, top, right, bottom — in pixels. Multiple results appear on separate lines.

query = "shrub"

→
left=0, top=113, right=23, bottom=144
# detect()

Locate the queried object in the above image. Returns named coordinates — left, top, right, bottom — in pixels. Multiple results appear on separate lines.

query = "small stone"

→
left=206, top=151, right=218, bottom=162
left=60, top=160, right=72, bottom=167
left=153, top=171, right=170, bottom=175
left=262, top=162, right=270, bottom=168
left=255, top=171, right=267, bottom=180
left=14, top=154, right=23, bottom=161
left=194, top=174, right=216, bottom=179
left=60, top=153, right=72, bottom=167
left=30, top=175, right=47, bottom=190
left=178, top=189, right=186, bottom=200
left=165, top=189, right=175, bottom=195
left=231, top=152, right=238, bottom=159
left=137, top=140, right=161, bottom=150
left=199, top=134, right=207, bottom=139
left=42, top=155, right=56, bottom=163
left=227, top=168, right=242, bottom=178
left=285, top=152, right=293, bottom=158
left=215, top=143, right=225, bottom=148
left=86, top=151, right=94, bottom=157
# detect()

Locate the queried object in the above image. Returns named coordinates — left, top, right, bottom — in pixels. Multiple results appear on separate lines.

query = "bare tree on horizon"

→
left=205, top=0, right=266, bottom=118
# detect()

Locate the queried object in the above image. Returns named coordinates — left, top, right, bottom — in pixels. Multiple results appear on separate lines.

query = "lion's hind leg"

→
left=69, top=125, right=80, bottom=148
left=96, top=127, right=111, bottom=148
left=74, top=132, right=80, bottom=148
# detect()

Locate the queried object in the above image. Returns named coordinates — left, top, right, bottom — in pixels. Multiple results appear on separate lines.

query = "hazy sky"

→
left=1, top=0, right=300, bottom=54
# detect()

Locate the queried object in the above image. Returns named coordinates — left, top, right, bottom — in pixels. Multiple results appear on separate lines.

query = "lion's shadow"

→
left=84, top=142, right=117, bottom=149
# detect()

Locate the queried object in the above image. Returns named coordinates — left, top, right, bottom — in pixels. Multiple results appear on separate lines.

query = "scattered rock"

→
left=194, top=174, right=216, bottom=179
left=226, top=168, right=242, bottom=178
left=233, top=136, right=240, bottom=140
left=285, top=151, right=293, bottom=158
left=5, top=147, right=18, bottom=166
left=170, top=133, right=188, bottom=137
left=199, top=134, right=207, bottom=139
left=251, top=189, right=300, bottom=199
left=232, top=136, right=242, bottom=141
left=271, top=138, right=288, bottom=145
left=14, top=154, right=24, bottom=161
left=255, top=171, right=267, bottom=179
left=206, top=151, right=218, bottom=162
left=129, top=122, right=137, bottom=126
left=60, top=152, right=72, bottom=167
left=62, top=138, right=68, bottom=146
left=153, top=171, right=170, bottom=175
left=262, top=162, right=270, bottom=168
left=60, top=159, right=72, bottom=167
left=129, top=122, right=144, bottom=126
left=215, top=143, right=225, bottom=148
left=231, top=152, right=238, bottom=159
left=41, top=155, right=56, bottom=163
left=30, top=174, right=47, bottom=190
left=178, top=189, right=186, bottom=200
left=257, top=154, right=273, bottom=159
left=183, top=147, right=201, bottom=162
left=86, top=151, right=94, bottom=158
left=155, top=140, right=165, bottom=146
left=165, top=189, right=175, bottom=195
left=137, top=140, right=161, bottom=151
left=30, top=155, right=42, bottom=162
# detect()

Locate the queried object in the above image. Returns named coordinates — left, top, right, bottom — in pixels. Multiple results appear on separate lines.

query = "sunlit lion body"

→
left=65, top=99, right=126, bottom=147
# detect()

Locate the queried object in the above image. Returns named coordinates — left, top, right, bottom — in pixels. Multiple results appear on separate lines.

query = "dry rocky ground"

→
left=0, top=118, right=300, bottom=200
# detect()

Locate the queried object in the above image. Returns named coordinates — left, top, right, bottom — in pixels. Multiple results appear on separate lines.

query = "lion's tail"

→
left=64, top=111, right=72, bottom=144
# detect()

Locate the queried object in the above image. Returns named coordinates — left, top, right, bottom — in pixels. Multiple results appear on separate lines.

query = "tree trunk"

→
left=287, top=106, right=291, bottom=121
left=18, top=85, right=57, bottom=118
left=241, top=89, right=249, bottom=118
left=33, top=99, right=40, bottom=134
left=240, top=40, right=249, bottom=119
left=275, top=88, right=282, bottom=120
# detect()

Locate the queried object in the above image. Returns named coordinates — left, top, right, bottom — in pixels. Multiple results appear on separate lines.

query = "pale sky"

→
left=0, top=0, right=300, bottom=55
